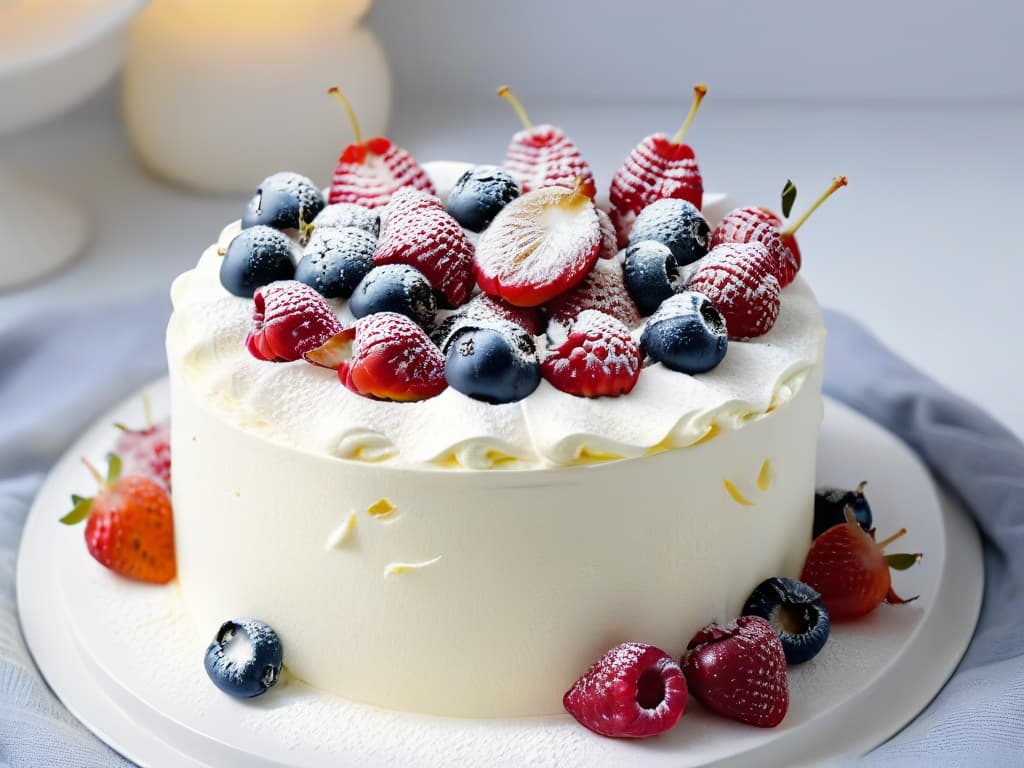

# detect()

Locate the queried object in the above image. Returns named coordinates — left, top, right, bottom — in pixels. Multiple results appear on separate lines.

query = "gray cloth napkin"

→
left=0, top=299, right=1020, bottom=766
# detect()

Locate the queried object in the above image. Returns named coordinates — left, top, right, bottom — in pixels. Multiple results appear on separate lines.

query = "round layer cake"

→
left=167, top=161, right=825, bottom=717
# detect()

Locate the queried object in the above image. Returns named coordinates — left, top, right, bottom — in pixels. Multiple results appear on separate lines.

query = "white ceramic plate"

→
left=17, top=379, right=983, bottom=767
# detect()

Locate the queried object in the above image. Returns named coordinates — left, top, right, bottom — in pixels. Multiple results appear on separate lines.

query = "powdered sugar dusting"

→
left=329, top=145, right=435, bottom=210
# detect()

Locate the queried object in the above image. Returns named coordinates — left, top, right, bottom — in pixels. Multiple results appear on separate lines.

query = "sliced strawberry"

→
left=687, top=242, right=781, bottom=340
left=374, top=188, right=476, bottom=307
left=246, top=281, right=343, bottom=362
left=474, top=183, right=601, bottom=307
left=563, top=642, right=687, bottom=738
left=115, top=417, right=171, bottom=492
left=682, top=615, right=788, bottom=728
left=544, top=254, right=642, bottom=339
left=542, top=310, right=642, bottom=398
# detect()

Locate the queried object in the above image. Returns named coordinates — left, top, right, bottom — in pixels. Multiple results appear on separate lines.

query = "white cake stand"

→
left=17, top=379, right=983, bottom=767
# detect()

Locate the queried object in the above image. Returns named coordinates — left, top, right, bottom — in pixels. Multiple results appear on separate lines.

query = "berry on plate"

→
left=349, top=263, right=437, bottom=329
left=641, top=292, right=728, bottom=374
left=294, top=226, right=376, bottom=300
left=800, top=507, right=921, bottom=621
left=544, top=254, right=642, bottom=340
left=742, top=577, right=831, bottom=665
left=497, top=85, right=595, bottom=196
left=563, top=642, right=687, bottom=739
left=474, top=180, right=601, bottom=307
left=609, top=83, right=707, bottom=246
left=623, top=240, right=680, bottom=317
left=682, top=615, right=788, bottom=728
left=219, top=225, right=295, bottom=298
left=326, top=87, right=435, bottom=209
left=60, top=455, right=175, bottom=584
left=245, top=281, right=343, bottom=362
left=542, top=310, right=642, bottom=398
left=114, top=403, right=170, bottom=492
left=241, top=171, right=325, bottom=233
left=444, top=323, right=540, bottom=404
left=814, top=481, right=873, bottom=539
left=687, top=242, right=781, bottom=340
left=307, top=312, right=447, bottom=402
left=627, top=198, right=710, bottom=266
left=309, top=202, right=380, bottom=242
left=445, top=165, right=520, bottom=232
left=375, top=187, right=476, bottom=307
left=204, top=618, right=283, bottom=698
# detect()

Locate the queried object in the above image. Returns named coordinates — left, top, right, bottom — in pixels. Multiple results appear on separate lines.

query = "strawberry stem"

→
left=856, top=480, right=868, bottom=494
left=671, top=83, right=708, bottom=144
left=877, top=527, right=908, bottom=550
left=781, top=176, right=848, bottom=236
left=81, top=457, right=103, bottom=487
left=497, top=85, right=532, bottom=130
left=328, top=86, right=364, bottom=147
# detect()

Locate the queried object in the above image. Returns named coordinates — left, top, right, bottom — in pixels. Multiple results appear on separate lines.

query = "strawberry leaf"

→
left=781, top=179, right=797, bottom=219
left=886, top=552, right=922, bottom=571
left=60, top=497, right=93, bottom=525
left=106, top=453, right=122, bottom=484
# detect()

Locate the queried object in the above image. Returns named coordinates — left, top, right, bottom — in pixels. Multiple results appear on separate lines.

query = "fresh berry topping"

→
left=682, top=615, right=788, bottom=728
left=241, top=172, right=325, bottom=233
left=641, top=292, right=728, bottom=374
left=61, top=455, right=175, bottom=585
left=814, top=481, right=873, bottom=539
left=310, top=202, right=380, bottom=239
left=742, top=577, right=831, bottom=665
left=219, top=226, right=295, bottom=298
left=596, top=207, right=618, bottom=260
left=374, top=188, right=475, bottom=307
left=563, top=642, right=687, bottom=739
left=294, top=226, right=376, bottom=299
left=628, top=198, right=710, bottom=266
left=687, top=242, right=781, bottom=340
left=245, top=281, right=343, bottom=362
left=114, top=416, right=171, bottom=492
left=446, top=165, right=520, bottom=232
left=349, top=264, right=437, bottom=329
left=623, top=241, right=680, bottom=317
left=609, top=84, right=707, bottom=246
left=545, top=254, right=642, bottom=340
left=474, top=182, right=601, bottom=307
left=308, top=313, right=447, bottom=402
left=800, top=508, right=921, bottom=621
left=444, top=324, right=540, bottom=404
left=326, top=87, right=435, bottom=209
left=431, top=294, right=544, bottom=353
left=497, top=86, right=595, bottom=195
left=542, top=310, right=641, bottom=398
left=204, top=619, right=283, bottom=698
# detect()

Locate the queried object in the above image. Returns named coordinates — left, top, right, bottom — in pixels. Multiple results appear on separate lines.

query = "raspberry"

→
left=245, top=281, right=343, bottom=362
left=544, top=255, right=641, bottom=342
left=596, top=206, right=619, bottom=260
left=711, top=206, right=798, bottom=287
left=115, top=419, right=171, bottom=492
left=541, top=310, right=642, bottom=398
left=687, top=242, right=781, bottom=340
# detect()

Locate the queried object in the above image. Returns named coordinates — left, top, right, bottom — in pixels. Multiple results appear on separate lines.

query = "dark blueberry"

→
left=220, top=225, right=295, bottom=298
left=349, top=264, right=437, bottom=328
left=294, top=227, right=375, bottom=300
left=444, top=324, right=540, bottom=404
left=742, top=577, right=830, bottom=665
left=241, top=172, right=325, bottom=232
left=641, top=292, right=727, bottom=373
left=813, top=481, right=873, bottom=538
left=623, top=241, right=679, bottom=316
left=203, top=618, right=284, bottom=698
left=446, top=166, right=520, bottom=232
left=628, top=198, right=710, bottom=266
left=311, top=202, right=380, bottom=239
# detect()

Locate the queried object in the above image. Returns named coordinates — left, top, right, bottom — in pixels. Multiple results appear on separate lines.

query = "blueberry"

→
left=742, top=577, right=830, bottom=665
left=204, top=618, right=284, bottom=698
left=813, top=481, right=873, bottom=538
left=641, top=292, right=727, bottom=373
left=294, top=227, right=376, bottom=300
left=445, top=324, right=540, bottom=404
left=220, top=225, right=295, bottom=298
left=349, top=264, right=437, bottom=328
left=623, top=241, right=679, bottom=316
left=241, top=172, right=325, bottom=232
left=446, top=166, right=520, bottom=232
left=628, top=199, right=710, bottom=266
left=311, top=202, right=380, bottom=239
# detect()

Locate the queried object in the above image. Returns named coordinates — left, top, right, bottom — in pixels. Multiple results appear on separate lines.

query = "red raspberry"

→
left=245, top=281, right=343, bottom=362
left=461, top=293, right=545, bottom=336
left=542, top=310, right=642, bottom=398
left=544, top=255, right=642, bottom=340
left=596, top=207, right=618, bottom=260
left=563, top=642, right=687, bottom=738
left=711, top=207, right=800, bottom=288
left=115, top=418, right=171, bottom=492
left=687, top=242, right=781, bottom=340
left=374, top=188, right=476, bottom=307
left=682, top=616, right=788, bottom=728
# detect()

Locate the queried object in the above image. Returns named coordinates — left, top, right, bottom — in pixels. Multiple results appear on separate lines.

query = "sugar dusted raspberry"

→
left=544, top=255, right=642, bottom=342
left=245, top=281, right=344, bottom=362
left=687, top=242, right=781, bottom=340
left=115, top=419, right=171, bottom=492
left=596, top=207, right=619, bottom=260
left=711, top=206, right=798, bottom=286
left=542, top=310, right=642, bottom=398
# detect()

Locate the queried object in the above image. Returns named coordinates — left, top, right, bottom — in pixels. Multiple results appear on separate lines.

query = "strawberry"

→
left=326, top=87, right=435, bottom=209
left=245, top=280, right=343, bottom=362
left=687, top=242, right=781, bottom=340
left=596, top=207, right=618, bottom=260
left=61, top=455, right=175, bottom=585
left=114, top=408, right=171, bottom=492
left=542, top=310, right=642, bottom=398
left=497, top=86, right=595, bottom=196
left=682, top=616, right=788, bottom=728
left=474, top=181, right=601, bottom=307
left=563, top=642, right=687, bottom=739
left=374, top=188, right=476, bottom=307
left=544, top=255, right=642, bottom=340
left=306, top=312, right=447, bottom=401
left=800, top=506, right=921, bottom=621
left=609, top=84, right=707, bottom=247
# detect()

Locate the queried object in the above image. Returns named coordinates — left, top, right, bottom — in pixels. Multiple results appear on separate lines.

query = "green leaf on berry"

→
left=61, top=496, right=93, bottom=525
left=106, top=454, right=122, bottom=484
left=781, top=180, right=797, bottom=218
left=885, top=552, right=922, bottom=571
